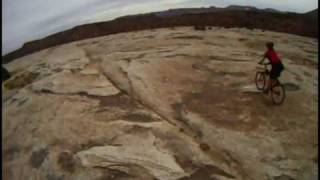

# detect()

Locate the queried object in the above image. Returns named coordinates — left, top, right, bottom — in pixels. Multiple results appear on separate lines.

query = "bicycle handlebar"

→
left=258, top=62, right=270, bottom=66
left=256, top=62, right=270, bottom=71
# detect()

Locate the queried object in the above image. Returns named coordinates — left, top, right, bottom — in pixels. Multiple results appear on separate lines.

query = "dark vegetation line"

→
left=3, top=10, right=318, bottom=64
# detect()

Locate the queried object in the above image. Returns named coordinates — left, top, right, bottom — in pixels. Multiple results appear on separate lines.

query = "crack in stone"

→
left=102, top=61, right=202, bottom=140
left=80, top=47, right=181, bottom=128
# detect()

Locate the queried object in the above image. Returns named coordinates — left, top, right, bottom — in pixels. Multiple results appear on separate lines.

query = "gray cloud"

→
left=2, top=0, right=317, bottom=55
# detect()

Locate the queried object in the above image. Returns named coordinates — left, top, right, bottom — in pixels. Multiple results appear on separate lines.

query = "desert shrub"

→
left=4, top=71, right=39, bottom=90
left=194, top=25, right=206, bottom=31
left=238, top=38, right=248, bottom=41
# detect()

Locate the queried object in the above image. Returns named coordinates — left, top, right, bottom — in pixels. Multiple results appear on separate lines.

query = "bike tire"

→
left=255, top=72, right=266, bottom=90
left=271, top=84, right=286, bottom=105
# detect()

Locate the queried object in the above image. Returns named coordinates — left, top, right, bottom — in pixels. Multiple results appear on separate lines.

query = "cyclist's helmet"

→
left=266, top=42, right=274, bottom=49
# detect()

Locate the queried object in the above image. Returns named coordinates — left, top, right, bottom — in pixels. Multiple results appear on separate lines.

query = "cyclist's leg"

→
left=264, top=77, right=275, bottom=93
left=264, top=68, right=276, bottom=93
left=271, top=78, right=279, bottom=88
left=270, top=65, right=281, bottom=89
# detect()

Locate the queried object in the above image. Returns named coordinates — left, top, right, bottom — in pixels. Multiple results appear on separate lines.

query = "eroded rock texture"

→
left=2, top=27, right=318, bottom=180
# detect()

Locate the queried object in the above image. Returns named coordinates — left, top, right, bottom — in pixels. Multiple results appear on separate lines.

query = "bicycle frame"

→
left=257, top=64, right=279, bottom=89
left=255, top=63, right=285, bottom=105
left=256, top=64, right=270, bottom=74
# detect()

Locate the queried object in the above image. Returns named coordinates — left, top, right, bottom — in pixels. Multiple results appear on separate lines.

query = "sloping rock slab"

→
left=75, top=132, right=187, bottom=180
left=32, top=71, right=120, bottom=96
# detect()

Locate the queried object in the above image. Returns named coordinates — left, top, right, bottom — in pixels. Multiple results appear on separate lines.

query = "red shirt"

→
left=264, top=49, right=281, bottom=64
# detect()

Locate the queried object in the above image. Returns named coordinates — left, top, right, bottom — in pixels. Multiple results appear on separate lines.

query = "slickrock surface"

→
left=3, top=27, right=318, bottom=180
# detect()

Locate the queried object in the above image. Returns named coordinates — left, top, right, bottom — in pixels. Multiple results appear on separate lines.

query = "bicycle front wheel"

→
left=255, top=72, right=266, bottom=90
left=271, top=84, right=286, bottom=105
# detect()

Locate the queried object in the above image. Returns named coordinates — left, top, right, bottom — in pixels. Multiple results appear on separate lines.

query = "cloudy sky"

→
left=2, top=0, right=318, bottom=55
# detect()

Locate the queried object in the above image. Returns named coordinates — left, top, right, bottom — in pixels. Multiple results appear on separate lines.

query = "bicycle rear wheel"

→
left=271, top=84, right=285, bottom=105
left=255, top=72, right=266, bottom=90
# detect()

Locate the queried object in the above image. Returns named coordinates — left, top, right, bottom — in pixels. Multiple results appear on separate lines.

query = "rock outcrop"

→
left=2, top=7, right=318, bottom=64
left=2, top=66, right=10, bottom=81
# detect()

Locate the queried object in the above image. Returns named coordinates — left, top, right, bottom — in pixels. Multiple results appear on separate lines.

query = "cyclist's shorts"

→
left=270, top=63, right=284, bottom=79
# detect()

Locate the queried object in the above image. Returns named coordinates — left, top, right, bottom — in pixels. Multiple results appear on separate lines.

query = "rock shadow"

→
left=282, top=83, right=300, bottom=91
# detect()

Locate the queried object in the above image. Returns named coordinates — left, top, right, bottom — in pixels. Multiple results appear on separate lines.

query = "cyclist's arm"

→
left=258, top=56, right=265, bottom=64
left=264, top=61, right=271, bottom=65
left=259, top=52, right=272, bottom=65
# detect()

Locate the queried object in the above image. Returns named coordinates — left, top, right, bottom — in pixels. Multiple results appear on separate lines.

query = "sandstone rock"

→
left=75, top=133, right=187, bottom=180
left=32, top=71, right=120, bottom=96
left=2, top=27, right=318, bottom=180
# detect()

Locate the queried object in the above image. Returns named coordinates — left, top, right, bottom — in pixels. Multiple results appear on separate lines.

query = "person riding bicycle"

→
left=258, top=42, right=284, bottom=93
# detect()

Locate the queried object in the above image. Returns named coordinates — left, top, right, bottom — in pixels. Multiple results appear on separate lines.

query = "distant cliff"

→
left=2, top=7, right=318, bottom=63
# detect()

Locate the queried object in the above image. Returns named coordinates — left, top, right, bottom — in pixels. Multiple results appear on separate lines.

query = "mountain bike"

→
left=255, top=63, right=285, bottom=105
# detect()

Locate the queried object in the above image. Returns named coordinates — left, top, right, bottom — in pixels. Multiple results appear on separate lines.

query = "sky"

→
left=2, top=0, right=318, bottom=55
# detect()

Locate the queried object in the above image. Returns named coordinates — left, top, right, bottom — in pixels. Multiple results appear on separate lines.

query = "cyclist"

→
left=258, top=42, right=284, bottom=93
